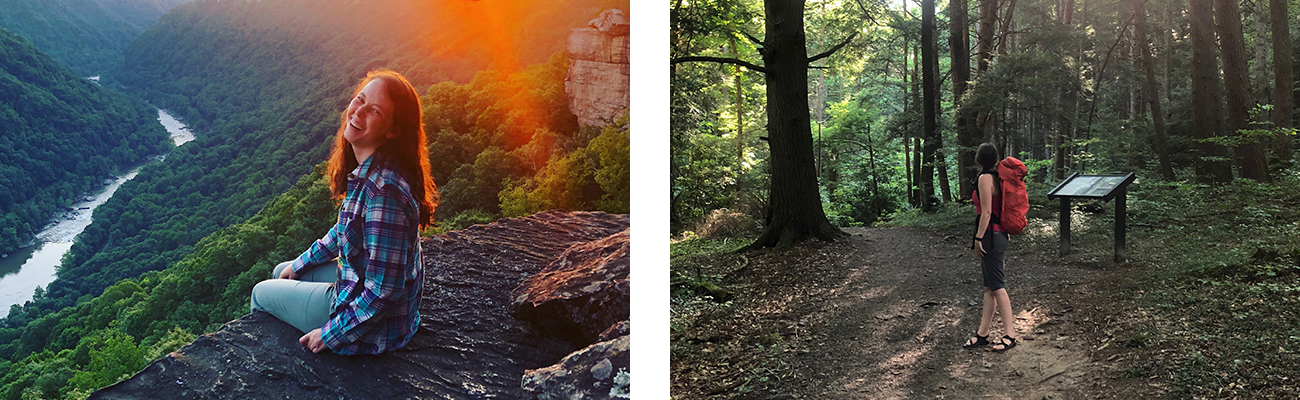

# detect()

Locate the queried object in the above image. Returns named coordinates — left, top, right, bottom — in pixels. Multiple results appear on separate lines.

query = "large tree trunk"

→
left=1189, top=0, right=1234, bottom=183
left=1133, top=0, right=1175, bottom=180
left=1216, top=0, right=1269, bottom=182
left=920, top=0, right=939, bottom=210
left=1270, top=0, right=1294, bottom=165
left=950, top=0, right=977, bottom=197
left=746, top=0, right=846, bottom=250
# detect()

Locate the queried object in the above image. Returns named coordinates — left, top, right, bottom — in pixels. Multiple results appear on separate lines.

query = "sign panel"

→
left=1048, top=173, right=1135, bottom=201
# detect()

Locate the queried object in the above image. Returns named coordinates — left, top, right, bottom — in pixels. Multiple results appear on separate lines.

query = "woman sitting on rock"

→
left=250, top=69, right=439, bottom=355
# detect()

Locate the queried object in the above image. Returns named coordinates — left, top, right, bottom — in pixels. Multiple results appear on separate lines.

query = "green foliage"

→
left=0, top=167, right=336, bottom=400
left=445, top=209, right=500, bottom=232
left=0, top=0, right=188, bottom=76
left=0, top=28, right=171, bottom=255
left=66, top=330, right=145, bottom=394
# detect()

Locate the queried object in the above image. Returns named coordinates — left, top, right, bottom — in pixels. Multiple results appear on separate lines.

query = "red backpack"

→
left=995, top=157, right=1029, bottom=235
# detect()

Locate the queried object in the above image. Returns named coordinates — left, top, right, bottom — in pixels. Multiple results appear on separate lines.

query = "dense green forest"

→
left=0, top=166, right=336, bottom=400
left=672, top=0, right=1299, bottom=396
left=0, top=28, right=170, bottom=255
left=0, top=0, right=191, bottom=76
left=0, top=0, right=628, bottom=397
left=672, top=0, right=1297, bottom=233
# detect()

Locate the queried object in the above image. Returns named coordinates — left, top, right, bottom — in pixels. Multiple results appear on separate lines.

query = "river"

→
left=0, top=109, right=194, bottom=316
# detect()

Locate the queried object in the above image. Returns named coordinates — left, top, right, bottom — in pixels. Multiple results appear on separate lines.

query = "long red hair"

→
left=327, top=69, right=439, bottom=228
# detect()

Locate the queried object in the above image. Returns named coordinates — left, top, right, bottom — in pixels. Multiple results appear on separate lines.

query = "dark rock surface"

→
left=512, top=228, right=630, bottom=345
left=522, top=334, right=630, bottom=400
left=90, top=211, right=629, bottom=399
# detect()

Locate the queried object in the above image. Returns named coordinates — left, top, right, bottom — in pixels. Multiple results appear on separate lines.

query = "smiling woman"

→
left=249, top=69, right=439, bottom=355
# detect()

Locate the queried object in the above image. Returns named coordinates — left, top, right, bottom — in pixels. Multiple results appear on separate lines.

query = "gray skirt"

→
left=980, top=232, right=1009, bottom=290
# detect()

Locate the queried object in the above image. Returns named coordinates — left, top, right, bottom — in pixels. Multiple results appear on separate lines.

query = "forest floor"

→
left=672, top=226, right=1153, bottom=399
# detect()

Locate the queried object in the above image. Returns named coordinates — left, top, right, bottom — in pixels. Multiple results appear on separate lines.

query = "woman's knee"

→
left=250, top=279, right=274, bottom=311
left=271, top=261, right=293, bottom=279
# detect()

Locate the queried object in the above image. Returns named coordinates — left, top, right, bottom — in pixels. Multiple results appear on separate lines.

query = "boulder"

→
left=90, top=211, right=629, bottom=399
left=521, top=333, right=630, bottom=400
left=512, top=228, right=630, bottom=345
left=588, top=9, right=629, bottom=35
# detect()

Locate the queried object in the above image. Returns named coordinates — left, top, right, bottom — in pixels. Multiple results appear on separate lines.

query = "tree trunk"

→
left=911, top=45, right=923, bottom=206
left=975, top=0, right=999, bottom=140
left=1189, top=0, right=1234, bottom=183
left=1253, top=2, right=1269, bottom=101
left=905, top=132, right=914, bottom=206
left=950, top=0, right=977, bottom=197
left=745, top=0, right=847, bottom=250
left=903, top=37, right=916, bottom=207
left=1270, top=0, right=1294, bottom=165
left=976, top=0, right=998, bottom=73
left=866, top=125, right=882, bottom=219
left=920, top=0, right=939, bottom=210
left=1215, top=0, right=1269, bottom=182
left=1133, top=0, right=1175, bottom=180
left=732, top=36, right=746, bottom=207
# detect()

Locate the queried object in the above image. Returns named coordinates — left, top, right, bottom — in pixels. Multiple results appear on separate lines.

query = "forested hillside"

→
left=0, top=0, right=190, bottom=76
left=0, top=167, right=337, bottom=400
left=0, top=28, right=170, bottom=256
left=0, top=0, right=627, bottom=398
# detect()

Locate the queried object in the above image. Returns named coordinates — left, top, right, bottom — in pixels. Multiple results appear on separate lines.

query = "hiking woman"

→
left=963, top=142, right=1017, bottom=352
left=250, top=69, right=439, bottom=355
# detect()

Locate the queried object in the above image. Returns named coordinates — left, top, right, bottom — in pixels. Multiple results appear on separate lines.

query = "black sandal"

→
left=991, top=335, right=1018, bottom=352
left=963, top=333, right=990, bottom=348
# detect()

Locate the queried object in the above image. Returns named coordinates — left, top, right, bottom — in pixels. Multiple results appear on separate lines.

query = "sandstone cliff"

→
left=565, top=9, right=630, bottom=127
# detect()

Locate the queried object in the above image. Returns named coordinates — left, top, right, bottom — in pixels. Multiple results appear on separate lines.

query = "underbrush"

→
left=1059, top=170, right=1300, bottom=397
left=669, top=235, right=825, bottom=398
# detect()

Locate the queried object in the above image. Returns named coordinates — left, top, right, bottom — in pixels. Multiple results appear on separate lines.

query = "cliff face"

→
left=90, top=211, right=629, bottom=399
left=565, top=9, right=630, bottom=127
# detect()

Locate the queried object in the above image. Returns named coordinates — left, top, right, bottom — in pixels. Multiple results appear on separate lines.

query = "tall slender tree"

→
left=1216, top=0, right=1269, bottom=182
left=950, top=0, right=977, bottom=196
left=1133, top=0, right=1175, bottom=180
left=1189, top=0, right=1234, bottom=182
left=1269, top=0, right=1294, bottom=164
left=672, top=0, right=855, bottom=249
left=920, top=0, right=940, bottom=210
left=975, top=0, right=998, bottom=140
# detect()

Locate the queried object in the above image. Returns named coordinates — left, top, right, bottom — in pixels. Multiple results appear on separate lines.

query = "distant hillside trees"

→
left=0, top=28, right=170, bottom=255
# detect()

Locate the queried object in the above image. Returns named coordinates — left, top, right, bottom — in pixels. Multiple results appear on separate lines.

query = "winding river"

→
left=0, top=109, right=194, bottom=316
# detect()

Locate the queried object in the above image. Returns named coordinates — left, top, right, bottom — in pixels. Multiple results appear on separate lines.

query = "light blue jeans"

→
left=250, top=260, right=337, bottom=333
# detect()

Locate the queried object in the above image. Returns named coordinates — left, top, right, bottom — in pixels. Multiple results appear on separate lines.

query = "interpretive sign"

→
left=1047, top=173, right=1136, bottom=262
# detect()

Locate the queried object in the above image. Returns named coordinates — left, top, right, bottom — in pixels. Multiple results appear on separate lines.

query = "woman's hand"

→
left=279, top=266, right=298, bottom=280
left=300, top=328, right=327, bottom=353
left=972, top=240, right=986, bottom=258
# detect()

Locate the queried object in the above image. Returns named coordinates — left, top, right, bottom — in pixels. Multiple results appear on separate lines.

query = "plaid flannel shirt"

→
left=291, top=155, right=422, bottom=355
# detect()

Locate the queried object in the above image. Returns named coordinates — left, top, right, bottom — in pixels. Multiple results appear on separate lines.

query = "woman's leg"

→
left=252, top=260, right=339, bottom=333
left=249, top=279, right=334, bottom=333
left=270, top=260, right=338, bottom=283
left=993, top=288, right=1015, bottom=338
left=980, top=287, right=995, bottom=335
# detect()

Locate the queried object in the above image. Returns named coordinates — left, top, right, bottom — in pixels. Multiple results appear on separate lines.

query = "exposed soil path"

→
left=673, top=226, right=1141, bottom=399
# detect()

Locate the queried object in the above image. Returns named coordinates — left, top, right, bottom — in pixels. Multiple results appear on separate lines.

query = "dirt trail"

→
left=774, top=226, right=1123, bottom=399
